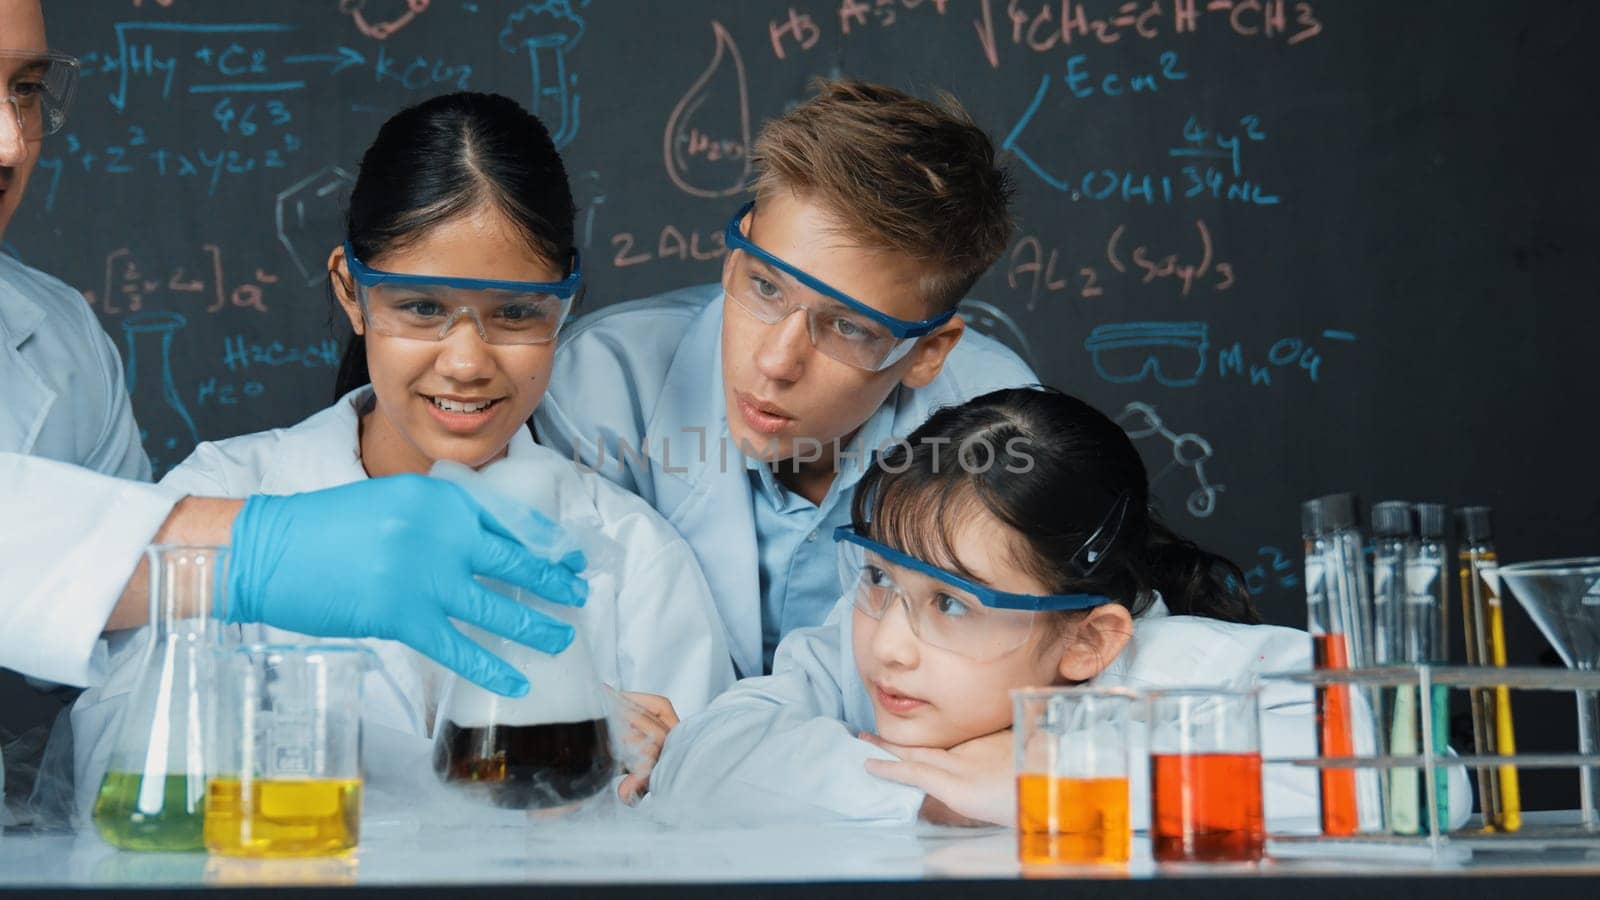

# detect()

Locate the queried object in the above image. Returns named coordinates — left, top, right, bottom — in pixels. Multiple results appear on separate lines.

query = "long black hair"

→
left=851, top=386, right=1259, bottom=624
left=332, top=91, right=576, bottom=399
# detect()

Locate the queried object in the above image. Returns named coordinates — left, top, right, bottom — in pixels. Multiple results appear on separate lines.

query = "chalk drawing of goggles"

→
left=1083, top=321, right=1209, bottom=388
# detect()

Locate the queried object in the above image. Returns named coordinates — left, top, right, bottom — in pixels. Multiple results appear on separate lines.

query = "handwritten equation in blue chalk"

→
left=91, top=22, right=475, bottom=111
left=45, top=5, right=596, bottom=207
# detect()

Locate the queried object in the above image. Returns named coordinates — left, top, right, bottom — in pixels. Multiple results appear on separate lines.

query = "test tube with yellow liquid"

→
left=1457, top=507, right=1520, bottom=832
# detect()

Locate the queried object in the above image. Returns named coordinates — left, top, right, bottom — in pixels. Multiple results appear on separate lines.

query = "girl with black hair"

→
left=646, top=387, right=1472, bottom=828
left=69, top=94, right=732, bottom=815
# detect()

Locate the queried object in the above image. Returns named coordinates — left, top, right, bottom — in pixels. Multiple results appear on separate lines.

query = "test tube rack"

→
left=1257, top=665, right=1600, bottom=863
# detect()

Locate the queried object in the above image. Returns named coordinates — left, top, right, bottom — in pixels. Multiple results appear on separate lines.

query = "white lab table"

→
left=3, top=813, right=1599, bottom=896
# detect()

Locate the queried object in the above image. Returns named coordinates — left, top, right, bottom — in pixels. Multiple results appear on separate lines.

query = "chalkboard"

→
left=9, top=1, right=1598, bottom=808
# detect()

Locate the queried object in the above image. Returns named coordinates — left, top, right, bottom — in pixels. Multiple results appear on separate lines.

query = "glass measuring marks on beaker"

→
left=1499, top=558, right=1600, bottom=830
left=92, top=545, right=229, bottom=851
left=205, top=645, right=375, bottom=857
left=1013, top=687, right=1133, bottom=866
left=1147, top=689, right=1265, bottom=864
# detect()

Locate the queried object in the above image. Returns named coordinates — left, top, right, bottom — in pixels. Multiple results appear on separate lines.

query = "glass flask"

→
left=432, top=590, right=615, bottom=811
left=92, top=545, right=230, bottom=851
left=205, top=645, right=376, bottom=857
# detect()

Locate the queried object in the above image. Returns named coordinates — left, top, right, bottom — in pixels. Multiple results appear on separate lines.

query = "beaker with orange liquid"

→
left=1012, top=687, right=1134, bottom=866
left=1148, top=688, right=1265, bottom=863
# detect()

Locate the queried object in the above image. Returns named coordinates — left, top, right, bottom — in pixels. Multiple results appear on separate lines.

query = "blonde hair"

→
left=750, top=79, right=1014, bottom=312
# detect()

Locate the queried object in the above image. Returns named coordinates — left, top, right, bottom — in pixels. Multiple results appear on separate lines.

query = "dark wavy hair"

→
left=851, top=386, right=1259, bottom=625
left=332, top=91, right=576, bottom=399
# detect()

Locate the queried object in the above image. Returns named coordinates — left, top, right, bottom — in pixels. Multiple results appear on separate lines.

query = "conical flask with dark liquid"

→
left=431, top=590, right=614, bottom=811
left=91, top=545, right=229, bottom=850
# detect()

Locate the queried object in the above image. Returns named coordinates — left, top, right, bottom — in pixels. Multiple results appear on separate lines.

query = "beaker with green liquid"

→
left=92, top=544, right=230, bottom=851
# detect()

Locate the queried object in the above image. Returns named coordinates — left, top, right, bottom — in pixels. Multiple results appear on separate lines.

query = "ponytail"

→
left=1140, top=519, right=1260, bottom=624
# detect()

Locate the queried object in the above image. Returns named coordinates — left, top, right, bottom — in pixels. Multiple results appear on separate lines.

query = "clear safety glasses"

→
left=0, top=49, right=78, bottom=140
left=721, top=202, right=957, bottom=372
left=835, top=526, right=1116, bottom=661
left=344, top=242, right=581, bottom=346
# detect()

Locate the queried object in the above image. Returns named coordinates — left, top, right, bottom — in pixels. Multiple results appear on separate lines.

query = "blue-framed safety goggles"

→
left=833, top=526, right=1115, bottom=613
left=722, top=202, right=958, bottom=371
left=343, top=242, right=582, bottom=346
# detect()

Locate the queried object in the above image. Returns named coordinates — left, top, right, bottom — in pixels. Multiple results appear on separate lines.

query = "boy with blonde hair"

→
left=538, top=81, right=1035, bottom=677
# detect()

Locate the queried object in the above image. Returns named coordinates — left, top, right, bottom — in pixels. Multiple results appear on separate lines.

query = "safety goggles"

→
left=835, top=526, right=1117, bottom=661
left=344, top=242, right=581, bottom=346
left=0, top=49, right=78, bottom=140
left=722, top=202, right=957, bottom=372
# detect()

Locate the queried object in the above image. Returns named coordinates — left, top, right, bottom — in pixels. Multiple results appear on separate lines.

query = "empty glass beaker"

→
left=1013, top=687, right=1133, bottom=866
left=432, top=591, right=614, bottom=811
left=91, top=545, right=230, bottom=851
left=204, top=644, right=375, bottom=857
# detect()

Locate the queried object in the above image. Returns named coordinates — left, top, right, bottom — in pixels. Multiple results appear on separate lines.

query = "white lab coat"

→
left=535, top=285, right=1039, bottom=677
left=0, top=254, right=172, bottom=688
left=67, top=389, right=735, bottom=818
left=646, top=596, right=1475, bottom=831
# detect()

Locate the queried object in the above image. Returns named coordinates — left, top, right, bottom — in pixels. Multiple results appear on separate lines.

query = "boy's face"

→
left=849, top=515, right=1133, bottom=750
left=718, top=190, right=960, bottom=464
left=0, top=0, right=48, bottom=240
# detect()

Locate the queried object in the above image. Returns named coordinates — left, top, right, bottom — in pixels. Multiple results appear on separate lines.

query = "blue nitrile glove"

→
left=226, top=474, right=588, bottom=697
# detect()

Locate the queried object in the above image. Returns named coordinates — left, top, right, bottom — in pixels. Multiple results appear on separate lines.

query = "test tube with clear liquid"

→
left=1370, top=502, right=1413, bottom=832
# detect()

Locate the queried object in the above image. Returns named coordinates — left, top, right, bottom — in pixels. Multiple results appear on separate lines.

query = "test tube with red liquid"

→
left=1303, top=498, right=1359, bottom=835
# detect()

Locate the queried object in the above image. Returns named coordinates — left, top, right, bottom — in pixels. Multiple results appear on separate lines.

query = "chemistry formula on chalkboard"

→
left=11, top=1, right=1598, bottom=670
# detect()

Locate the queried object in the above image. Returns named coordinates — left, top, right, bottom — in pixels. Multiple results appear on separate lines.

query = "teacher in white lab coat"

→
left=0, top=0, right=586, bottom=712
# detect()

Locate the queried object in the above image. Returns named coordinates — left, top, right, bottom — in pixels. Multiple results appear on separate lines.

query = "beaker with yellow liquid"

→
left=205, top=645, right=375, bottom=857
left=1012, top=687, right=1134, bottom=866
left=91, top=545, right=230, bottom=851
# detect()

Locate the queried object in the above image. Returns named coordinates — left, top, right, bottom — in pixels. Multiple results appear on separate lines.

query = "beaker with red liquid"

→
left=1148, top=688, right=1265, bottom=863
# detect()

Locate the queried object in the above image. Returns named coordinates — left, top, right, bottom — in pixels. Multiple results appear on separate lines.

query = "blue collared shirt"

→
left=748, top=396, right=898, bottom=673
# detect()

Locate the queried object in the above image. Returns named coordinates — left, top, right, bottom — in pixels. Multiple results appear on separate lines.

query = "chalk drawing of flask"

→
left=501, top=2, right=586, bottom=149
left=663, top=21, right=751, bottom=199
left=122, top=311, right=200, bottom=476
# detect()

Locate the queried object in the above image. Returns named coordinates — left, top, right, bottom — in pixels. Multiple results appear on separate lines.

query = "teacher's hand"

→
left=227, top=474, right=588, bottom=697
